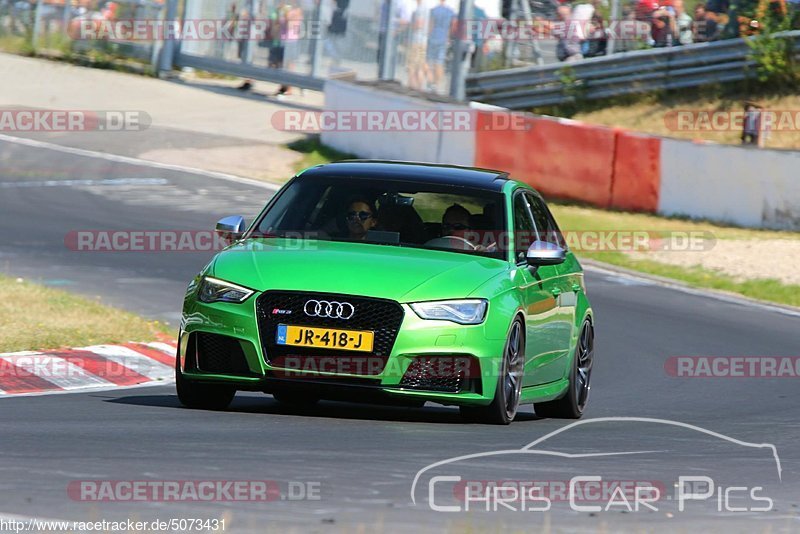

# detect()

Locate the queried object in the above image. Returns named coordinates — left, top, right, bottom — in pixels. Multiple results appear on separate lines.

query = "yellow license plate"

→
left=276, top=324, right=374, bottom=353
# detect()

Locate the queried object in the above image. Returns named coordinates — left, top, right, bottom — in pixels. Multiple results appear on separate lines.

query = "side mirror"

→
left=215, top=215, right=246, bottom=243
left=526, top=240, right=566, bottom=266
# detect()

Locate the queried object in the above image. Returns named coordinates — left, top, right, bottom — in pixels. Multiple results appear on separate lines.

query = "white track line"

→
left=0, top=132, right=279, bottom=191
left=586, top=263, right=800, bottom=318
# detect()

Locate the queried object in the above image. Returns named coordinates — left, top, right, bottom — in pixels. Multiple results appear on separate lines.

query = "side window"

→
left=543, top=203, right=567, bottom=249
left=527, top=193, right=566, bottom=249
left=513, top=193, right=536, bottom=263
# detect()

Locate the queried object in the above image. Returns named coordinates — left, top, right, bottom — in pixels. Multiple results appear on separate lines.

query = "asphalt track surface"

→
left=1, top=133, right=799, bottom=533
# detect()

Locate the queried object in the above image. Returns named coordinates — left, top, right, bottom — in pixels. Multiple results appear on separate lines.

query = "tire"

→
left=175, top=359, right=236, bottom=410
left=534, top=319, right=594, bottom=419
left=460, top=317, right=525, bottom=425
left=272, top=390, right=321, bottom=407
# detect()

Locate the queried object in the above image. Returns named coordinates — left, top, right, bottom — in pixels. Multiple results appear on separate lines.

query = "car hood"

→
left=211, top=238, right=508, bottom=302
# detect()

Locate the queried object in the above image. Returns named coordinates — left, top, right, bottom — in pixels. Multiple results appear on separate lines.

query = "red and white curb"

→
left=0, top=342, right=176, bottom=397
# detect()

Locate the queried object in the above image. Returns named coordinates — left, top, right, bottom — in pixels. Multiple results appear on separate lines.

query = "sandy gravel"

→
left=627, top=239, right=800, bottom=285
left=138, top=144, right=302, bottom=184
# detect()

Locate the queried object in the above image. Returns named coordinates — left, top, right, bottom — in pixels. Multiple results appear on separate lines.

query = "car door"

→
left=527, top=192, right=575, bottom=369
left=511, top=191, right=565, bottom=387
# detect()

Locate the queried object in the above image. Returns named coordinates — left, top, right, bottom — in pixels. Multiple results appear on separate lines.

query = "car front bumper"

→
left=178, top=297, right=509, bottom=406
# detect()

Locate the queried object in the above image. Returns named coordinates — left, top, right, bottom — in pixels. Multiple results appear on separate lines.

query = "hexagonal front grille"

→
left=256, top=291, right=405, bottom=375
left=196, top=332, right=250, bottom=375
left=399, top=358, right=465, bottom=393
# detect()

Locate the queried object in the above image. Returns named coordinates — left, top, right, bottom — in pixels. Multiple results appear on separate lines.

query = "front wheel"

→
left=176, top=360, right=236, bottom=410
left=534, top=319, right=594, bottom=419
left=461, top=317, right=525, bottom=425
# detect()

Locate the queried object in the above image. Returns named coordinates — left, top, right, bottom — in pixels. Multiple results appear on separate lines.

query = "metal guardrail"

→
left=466, top=31, right=800, bottom=109
left=174, top=53, right=326, bottom=92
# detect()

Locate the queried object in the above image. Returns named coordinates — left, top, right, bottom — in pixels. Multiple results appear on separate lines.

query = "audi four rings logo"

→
left=304, top=300, right=355, bottom=320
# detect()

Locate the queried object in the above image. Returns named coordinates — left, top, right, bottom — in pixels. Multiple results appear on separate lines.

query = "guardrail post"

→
left=158, top=0, right=180, bottom=76
left=310, top=0, right=324, bottom=77
left=62, top=0, right=71, bottom=35
left=243, top=0, right=258, bottom=65
left=607, top=0, right=620, bottom=55
left=379, top=0, right=397, bottom=80
left=449, top=0, right=474, bottom=100
left=31, top=0, right=44, bottom=50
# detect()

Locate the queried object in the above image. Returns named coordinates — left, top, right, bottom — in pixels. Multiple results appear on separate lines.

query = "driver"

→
left=441, top=204, right=473, bottom=240
left=345, top=198, right=378, bottom=240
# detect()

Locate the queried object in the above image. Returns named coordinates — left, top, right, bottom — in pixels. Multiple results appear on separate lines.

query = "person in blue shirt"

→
left=426, top=0, right=456, bottom=92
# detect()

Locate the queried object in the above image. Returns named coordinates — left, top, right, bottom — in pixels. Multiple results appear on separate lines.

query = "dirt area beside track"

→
left=627, top=239, right=800, bottom=285
left=138, top=144, right=302, bottom=184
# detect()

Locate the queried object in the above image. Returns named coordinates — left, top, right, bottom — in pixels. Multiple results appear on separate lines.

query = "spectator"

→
left=325, top=0, right=349, bottom=66
left=236, top=8, right=254, bottom=91
left=427, top=0, right=456, bottom=93
left=651, top=2, right=676, bottom=47
left=556, top=4, right=583, bottom=62
left=705, top=0, right=730, bottom=15
left=276, top=1, right=304, bottom=98
left=584, top=0, right=608, bottom=57
left=377, top=0, right=412, bottom=74
left=406, top=0, right=429, bottom=91
left=266, top=3, right=288, bottom=72
left=704, top=0, right=732, bottom=37
left=635, top=0, right=658, bottom=22
left=674, top=0, right=694, bottom=43
left=693, top=3, right=720, bottom=41
left=471, top=2, right=489, bottom=69
left=219, top=2, right=238, bottom=61
left=742, top=102, right=767, bottom=147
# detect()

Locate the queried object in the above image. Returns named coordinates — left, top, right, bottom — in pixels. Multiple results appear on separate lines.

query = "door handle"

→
left=551, top=287, right=562, bottom=297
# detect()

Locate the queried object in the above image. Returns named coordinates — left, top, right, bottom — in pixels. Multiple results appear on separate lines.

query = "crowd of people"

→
left=556, top=0, right=795, bottom=62
left=379, top=0, right=469, bottom=94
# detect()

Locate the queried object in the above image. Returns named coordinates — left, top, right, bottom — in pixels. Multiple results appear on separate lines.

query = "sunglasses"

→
left=443, top=223, right=470, bottom=231
left=346, top=211, right=373, bottom=222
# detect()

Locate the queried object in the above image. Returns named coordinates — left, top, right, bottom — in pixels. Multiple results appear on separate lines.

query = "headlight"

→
left=410, top=299, right=488, bottom=325
left=198, top=276, right=255, bottom=304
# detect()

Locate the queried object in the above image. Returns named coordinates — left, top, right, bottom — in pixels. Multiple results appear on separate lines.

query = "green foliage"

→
left=554, top=65, right=585, bottom=117
left=745, top=17, right=798, bottom=86
left=286, top=136, right=356, bottom=172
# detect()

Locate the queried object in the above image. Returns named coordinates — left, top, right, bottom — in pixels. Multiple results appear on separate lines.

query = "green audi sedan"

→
left=176, top=161, right=594, bottom=424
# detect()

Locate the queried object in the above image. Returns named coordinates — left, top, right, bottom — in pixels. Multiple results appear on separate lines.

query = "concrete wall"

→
left=660, top=139, right=800, bottom=229
left=322, top=80, right=476, bottom=166
left=322, top=80, right=800, bottom=230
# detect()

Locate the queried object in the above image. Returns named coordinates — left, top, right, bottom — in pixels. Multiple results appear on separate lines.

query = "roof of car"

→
left=298, top=161, right=510, bottom=192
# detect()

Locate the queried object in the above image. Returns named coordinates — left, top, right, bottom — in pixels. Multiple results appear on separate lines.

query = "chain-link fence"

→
left=0, top=0, right=498, bottom=98
left=0, top=0, right=163, bottom=62
left=176, top=0, right=484, bottom=97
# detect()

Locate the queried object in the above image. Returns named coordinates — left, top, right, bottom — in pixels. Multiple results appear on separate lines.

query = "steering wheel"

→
left=424, top=236, right=478, bottom=251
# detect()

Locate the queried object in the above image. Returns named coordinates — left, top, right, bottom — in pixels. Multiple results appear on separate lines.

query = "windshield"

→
left=250, top=176, right=507, bottom=259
